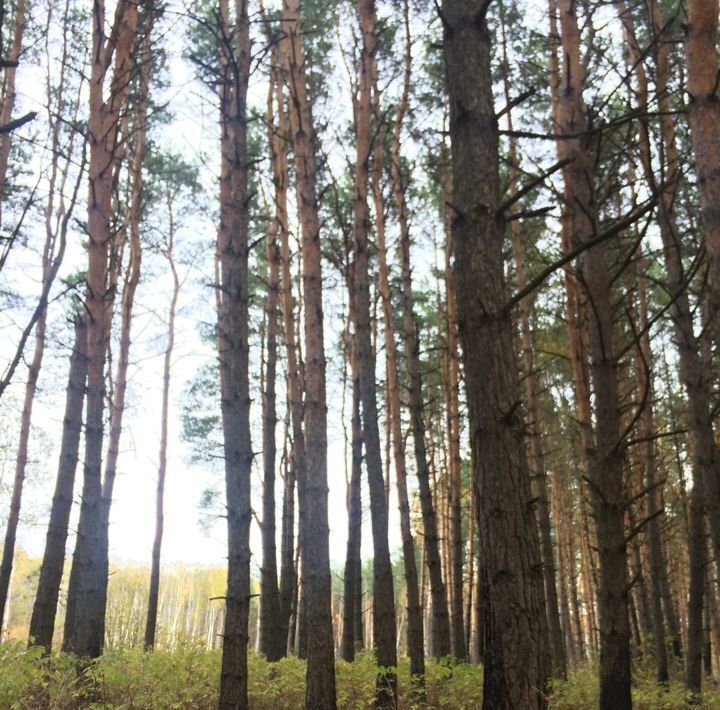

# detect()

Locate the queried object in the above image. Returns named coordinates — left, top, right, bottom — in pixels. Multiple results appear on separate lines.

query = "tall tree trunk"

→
left=280, top=2, right=336, bottom=706
left=144, top=202, right=179, bottom=652
left=278, top=428, right=296, bottom=655
left=442, top=190, right=466, bottom=663
left=28, top=315, right=87, bottom=651
left=63, top=0, right=138, bottom=658
left=215, top=1, right=252, bottom=707
left=269, top=37, right=302, bottom=659
left=351, top=1, right=397, bottom=705
left=442, top=2, right=549, bottom=707
left=258, top=60, right=283, bottom=663
left=552, top=1, right=631, bottom=706
left=369, top=0, right=424, bottom=683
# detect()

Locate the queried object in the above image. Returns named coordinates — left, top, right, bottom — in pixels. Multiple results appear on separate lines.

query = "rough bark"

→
left=215, top=1, right=252, bottom=707
left=28, top=315, right=87, bottom=652
left=442, top=1, right=549, bottom=706
left=280, top=2, right=337, bottom=705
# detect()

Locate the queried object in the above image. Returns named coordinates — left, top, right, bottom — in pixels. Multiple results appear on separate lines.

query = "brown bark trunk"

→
left=216, top=2, right=252, bottom=707
left=63, top=0, right=138, bottom=658
left=28, top=315, right=87, bottom=651
left=685, top=0, right=720, bottom=328
left=280, top=2, right=336, bottom=705
left=144, top=199, right=179, bottom=652
left=442, top=2, right=549, bottom=706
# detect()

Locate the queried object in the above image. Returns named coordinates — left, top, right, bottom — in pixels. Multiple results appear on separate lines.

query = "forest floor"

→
left=0, top=641, right=718, bottom=709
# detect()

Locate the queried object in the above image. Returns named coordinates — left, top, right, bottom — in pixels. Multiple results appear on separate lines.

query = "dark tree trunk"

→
left=341, top=313, right=363, bottom=662
left=258, top=62, right=284, bottom=662
left=28, top=315, right=87, bottom=652
left=442, top=1, right=549, bottom=707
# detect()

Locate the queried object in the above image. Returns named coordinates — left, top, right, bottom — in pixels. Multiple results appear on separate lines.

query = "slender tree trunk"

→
left=390, top=62, right=451, bottom=666
left=269, top=38, right=303, bottom=659
left=258, top=61, right=283, bottom=662
left=144, top=203, right=179, bottom=652
left=341, top=310, right=362, bottom=662
left=350, top=2, right=397, bottom=705
left=278, top=423, right=296, bottom=655
left=63, top=0, right=138, bottom=658
left=28, top=316, right=87, bottom=651
left=442, top=2, right=549, bottom=706
left=280, top=2, right=336, bottom=705
left=442, top=192, right=466, bottom=663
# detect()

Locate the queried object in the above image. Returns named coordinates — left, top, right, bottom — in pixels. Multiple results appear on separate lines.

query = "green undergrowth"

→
left=1, top=641, right=719, bottom=708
